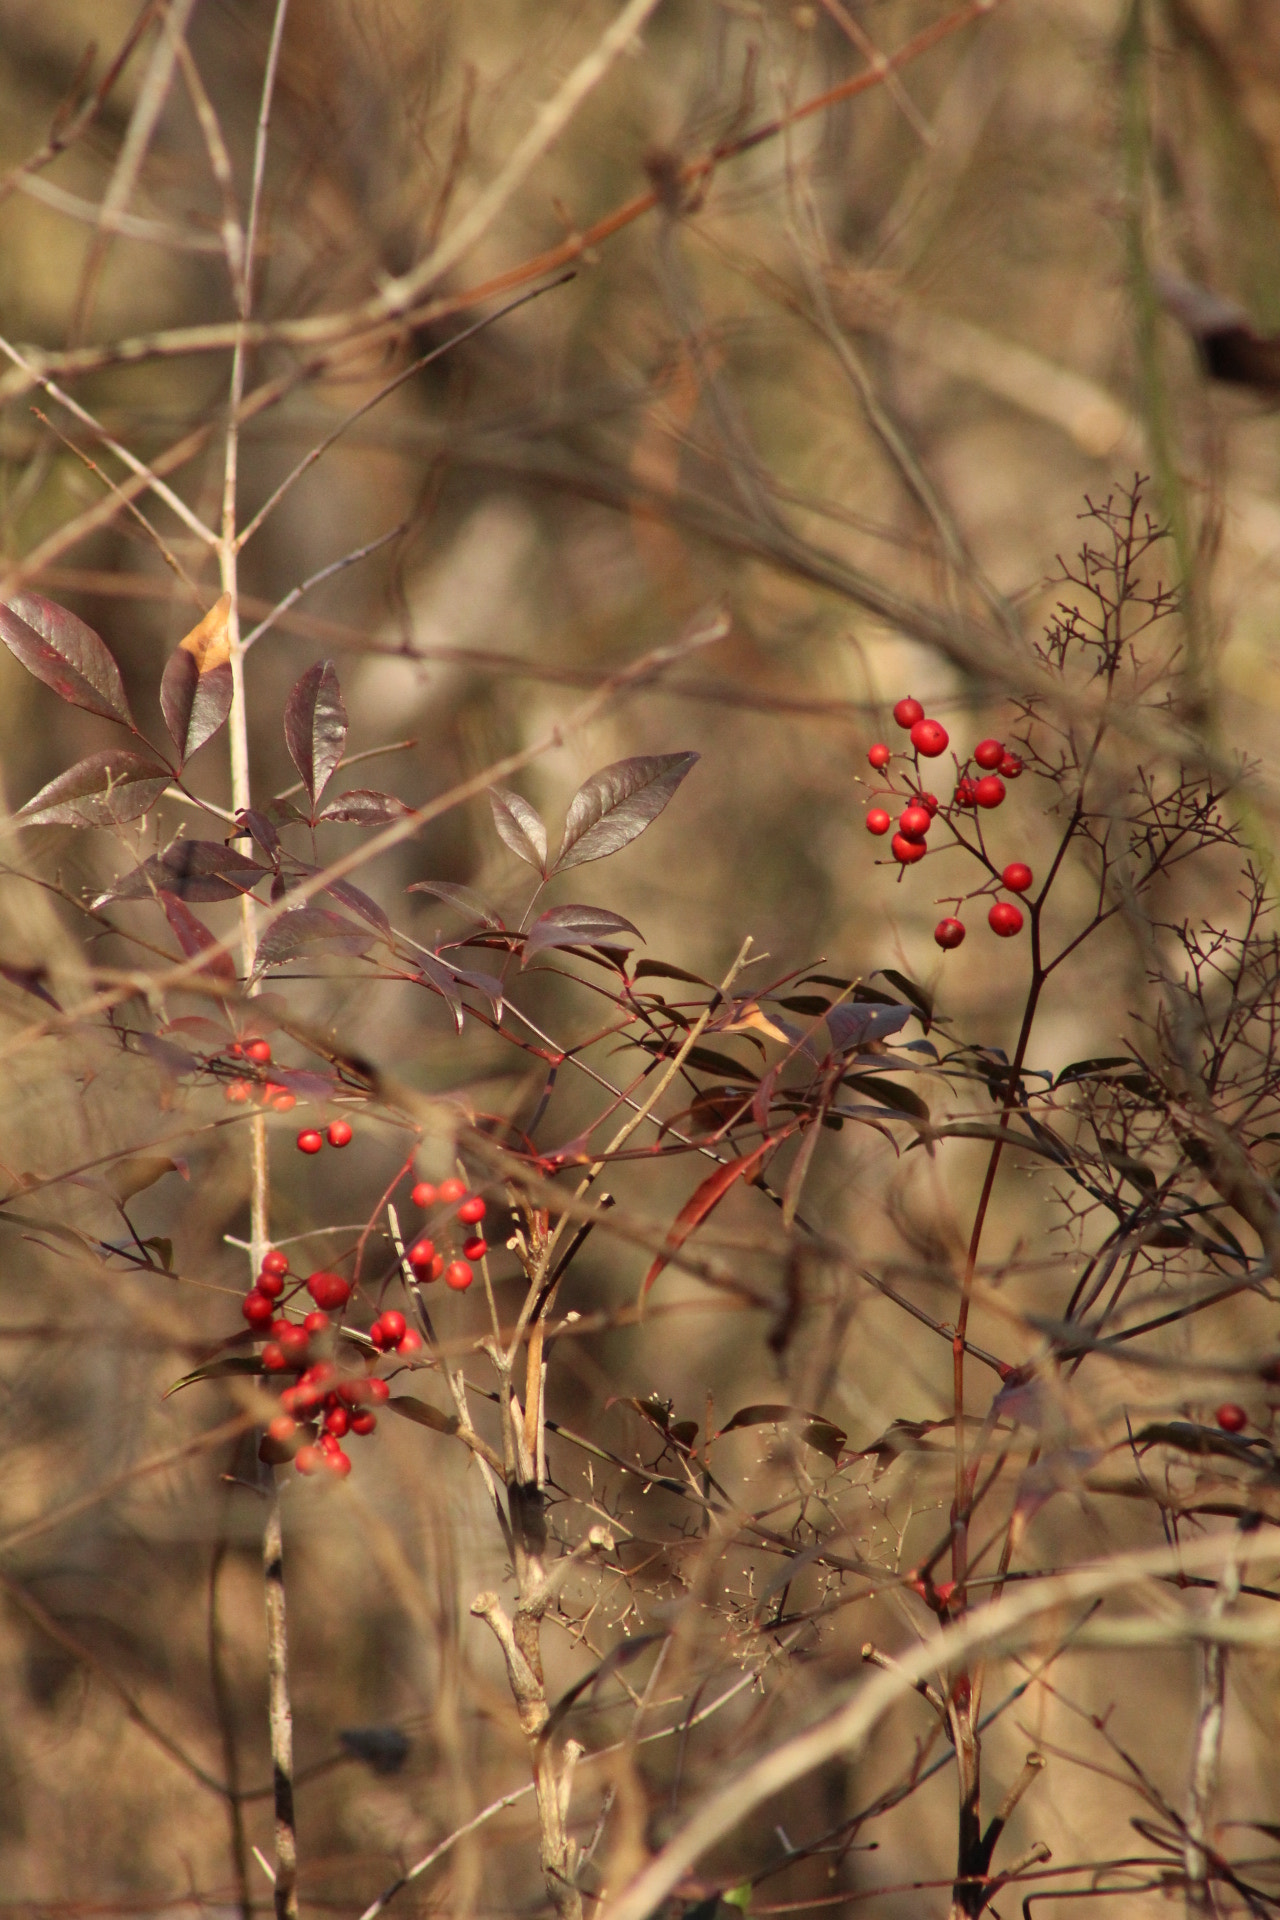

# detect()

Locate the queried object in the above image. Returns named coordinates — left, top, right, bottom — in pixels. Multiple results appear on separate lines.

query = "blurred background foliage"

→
left=0, top=1, right=1279, bottom=1914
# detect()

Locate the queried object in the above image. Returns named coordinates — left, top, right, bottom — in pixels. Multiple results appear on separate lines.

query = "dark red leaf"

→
left=826, top=1002, right=912, bottom=1053
left=159, top=594, right=233, bottom=763
left=283, top=660, right=346, bottom=807
left=0, top=592, right=134, bottom=727
left=158, top=891, right=237, bottom=983
left=0, top=962, right=60, bottom=1010
left=95, top=840, right=265, bottom=907
left=17, top=750, right=170, bottom=828
left=319, top=788, right=409, bottom=824
left=523, top=904, right=642, bottom=962
left=555, top=751, right=698, bottom=873
left=642, top=1141, right=771, bottom=1295
left=323, top=877, right=390, bottom=938
left=489, top=786, right=548, bottom=873
left=253, top=907, right=374, bottom=972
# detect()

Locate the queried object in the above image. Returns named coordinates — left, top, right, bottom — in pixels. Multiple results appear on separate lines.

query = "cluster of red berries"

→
left=403, top=1177, right=486, bottom=1292
left=296, top=1118, right=354, bottom=1153
left=864, top=699, right=1033, bottom=951
left=223, top=1038, right=297, bottom=1112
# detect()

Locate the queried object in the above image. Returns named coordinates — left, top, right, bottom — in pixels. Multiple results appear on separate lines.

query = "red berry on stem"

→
left=296, top=1129, right=323, bottom=1155
left=246, top=1039, right=272, bottom=1065
left=867, top=743, right=891, bottom=770
left=910, top=718, right=949, bottom=757
left=397, top=1329, right=424, bottom=1356
left=407, top=1237, right=436, bottom=1273
left=280, top=1325, right=310, bottom=1364
left=307, top=1270, right=351, bottom=1310
left=999, top=753, right=1023, bottom=779
left=242, top=1290, right=274, bottom=1328
left=411, top=1180, right=437, bottom=1208
left=367, top=1377, right=391, bottom=1402
left=934, top=919, right=966, bottom=950
left=225, top=1080, right=251, bottom=1103
left=351, top=1410, right=377, bottom=1435
left=272, top=1091, right=296, bottom=1113
left=303, top=1310, right=330, bottom=1336
left=326, top=1448, right=352, bottom=1478
left=974, top=775, right=1006, bottom=809
left=430, top=1253, right=445, bottom=1281
left=1002, top=862, right=1033, bottom=893
left=368, top=1322, right=388, bottom=1349
left=988, top=901, right=1024, bottom=938
left=954, top=777, right=978, bottom=809
left=916, top=792, right=939, bottom=815
left=891, top=833, right=927, bottom=865
left=437, top=1176, right=466, bottom=1204
left=898, top=805, right=931, bottom=839
left=324, top=1405, right=350, bottom=1437
left=262, top=1249, right=289, bottom=1276
left=294, top=1444, right=323, bottom=1475
left=1215, top=1402, right=1247, bottom=1433
left=256, top=1268, right=284, bottom=1300
left=463, top=1236, right=487, bottom=1262
left=377, top=1310, right=407, bottom=1344
left=261, top=1342, right=287, bottom=1372
left=267, top=1414, right=297, bottom=1445
left=457, top=1195, right=486, bottom=1225
left=865, top=809, right=891, bottom=836
left=893, top=696, right=924, bottom=729
left=445, top=1259, right=473, bottom=1291
left=326, top=1118, right=353, bottom=1148
left=973, top=739, right=1004, bottom=770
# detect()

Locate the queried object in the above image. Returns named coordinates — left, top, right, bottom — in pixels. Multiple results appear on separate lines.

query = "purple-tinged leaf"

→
left=267, top=796, right=308, bottom=827
left=555, top=751, right=698, bottom=873
left=133, top=1032, right=200, bottom=1076
left=95, top=840, right=265, bottom=907
left=236, top=808, right=280, bottom=858
left=642, top=1142, right=772, bottom=1294
left=319, top=788, right=409, bottom=825
left=873, top=968, right=933, bottom=1030
left=826, top=1003, right=912, bottom=1054
left=0, top=592, right=134, bottom=727
left=272, top=1067, right=339, bottom=1099
left=324, top=878, right=390, bottom=939
left=17, top=750, right=170, bottom=828
left=423, top=951, right=504, bottom=1019
left=489, top=786, right=547, bottom=874
left=158, top=891, right=237, bottom=984
left=254, top=907, right=374, bottom=972
left=416, top=953, right=465, bottom=1033
left=159, top=594, right=232, bottom=764
left=408, top=879, right=504, bottom=929
left=523, top=903, right=642, bottom=963
left=284, top=660, right=346, bottom=807
left=0, top=962, right=60, bottom=1010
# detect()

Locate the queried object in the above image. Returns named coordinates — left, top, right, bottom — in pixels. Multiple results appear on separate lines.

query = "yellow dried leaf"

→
left=178, top=592, right=231, bottom=673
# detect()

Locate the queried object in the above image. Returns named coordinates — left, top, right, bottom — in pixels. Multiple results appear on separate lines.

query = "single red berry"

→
left=865, top=809, right=891, bottom=836
left=242, top=1290, right=274, bottom=1329
left=916, top=792, right=939, bottom=815
left=368, top=1321, right=388, bottom=1349
left=307, top=1270, right=351, bottom=1311
left=1215, top=1402, right=1247, bottom=1433
left=988, top=901, right=1024, bottom=938
left=463, top=1236, right=487, bottom=1261
left=256, top=1268, right=284, bottom=1300
left=1002, top=862, right=1033, bottom=893
left=367, top=1377, right=391, bottom=1403
left=377, top=1309, right=407, bottom=1344
left=407, top=1237, right=437, bottom=1273
left=444, top=1259, right=473, bottom=1291
left=397, top=1329, right=424, bottom=1355
left=261, top=1342, right=288, bottom=1372
left=262, top=1082, right=287, bottom=1104
left=294, top=1444, right=325, bottom=1475
left=272, top=1091, right=297, bottom=1113
left=350, top=1409, right=377, bottom=1435
left=898, top=805, right=931, bottom=840
left=267, top=1413, right=297, bottom=1445
left=326, top=1447, right=352, bottom=1477
left=246, top=1039, right=272, bottom=1065
left=974, top=775, right=1006, bottom=809
left=457, top=1195, right=486, bottom=1225
left=891, top=833, right=927, bottom=865
left=934, top=918, right=966, bottom=950
left=973, top=739, right=1004, bottom=770
left=410, top=1180, right=437, bottom=1208
left=262, top=1249, right=289, bottom=1277
left=893, top=696, right=924, bottom=729
left=910, top=718, right=949, bottom=757
left=999, top=753, right=1023, bottom=779
left=225, top=1080, right=251, bottom=1103
left=303, top=1309, right=330, bottom=1336
left=324, top=1405, right=350, bottom=1437
left=279, top=1325, right=310, bottom=1364
left=867, top=742, right=891, bottom=769
left=326, top=1118, right=354, bottom=1148
left=437, top=1176, right=466, bottom=1204
left=296, top=1129, right=324, bottom=1155
left=430, top=1253, right=445, bottom=1281
left=954, top=777, right=978, bottom=809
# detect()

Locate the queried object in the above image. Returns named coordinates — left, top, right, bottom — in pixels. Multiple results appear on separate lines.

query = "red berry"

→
left=865, top=809, right=891, bottom=836
left=893, top=696, right=924, bottom=729
left=437, top=1176, right=466, bottom=1204
left=916, top=792, right=939, bottom=815
left=296, top=1129, right=323, bottom=1155
left=303, top=1310, right=330, bottom=1335
left=307, top=1270, right=351, bottom=1310
left=397, top=1329, right=424, bottom=1355
left=891, top=833, right=927, bottom=865
left=225, top=1080, right=251, bottom=1103
left=974, top=775, right=1006, bottom=809
left=1215, top=1402, right=1247, bottom=1433
left=407, top=1237, right=436, bottom=1273
left=934, top=919, right=966, bottom=950
left=272, top=1091, right=296, bottom=1112
left=444, top=1259, right=473, bottom=1291
left=294, top=1444, right=323, bottom=1475
left=279, top=1325, right=310, bottom=1364
left=910, top=718, right=949, bottom=757
left=302, top=1360, right=336, bottom=1387
left=988, top=902, right=1024, bottom=938
left=368, top=1321, right=388, bottom=1349
left=327, top=1119, right=354, bottom=1148
left=999, top=753, right=1023, bottom=779
left=367, top=1377, right=391, bottom=1402
left=973, top=739, right=1004, bottom=770
left=267, top=1414, right=297, bottom=1445
left=377, top=1310, right=407, bottom=1344
left=1002, top=862, right=1033, bottom=893
left=256, top=1268, right=284, bottom=1300
left=867, top=743, right=891, bottom=769
left=463, top=1236, right=487, bottom=1261
left=898, top=806, right=931, bottom=840
left=350, top=1410, right=377, bottom=1435
left=457, top=1195, right=486, bottom=1225
left=430, top=1253, right=445, bottom=1281
left=954, top=778, right=978, bottom=809
left=262, top=1250, right=289, bottom=1277
left=227, top=1042, right=244, bottom=1058
left=242, top=1290, right=274, bottom=1328
left=325, top=1447, right=352, bottom=1477
left=261, top=1342, right=288, bottom=1372
left=246, top=1039, right=272, bottom=1065
left=410, top=1180, right=437, bottom=1208
left=324, top=1405, right=350, bottom=1437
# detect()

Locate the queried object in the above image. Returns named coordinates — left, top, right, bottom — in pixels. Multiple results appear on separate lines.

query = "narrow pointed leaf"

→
left=318, top=788, right=409, bottom=824
left=0, top=592, right=134, bottom=726
left=416, top=952, right=465, bottom=1032
left=105, top=1154, right=187, bottom=1204
left=489, top=786, right=548, bottom=873
left=158, top=891, right=237, bottom=983
left=386, top=1395, right=459, bottom=1435
left=96, top=840, right=265, bottom=906
left=523, top=903, right=642, bottom=962
left=717, top=1404, right=846, bottom=1464
left=17, top=750, right=170, bottom=828
left=555, top=751, right=698, bottom=873
left=642, top=1141, right=771, bottom=1294
left=284, top=659, right=346, bottom=806
left=873, top=967, right=933, bottom=1029
left=253, top=906, right=374, bottom=972
left=159, top=593, right=232, bottom=763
